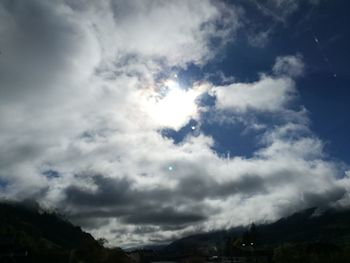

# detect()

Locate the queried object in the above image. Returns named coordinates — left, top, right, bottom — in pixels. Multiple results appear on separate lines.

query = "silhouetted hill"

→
left=161, top=207, right=350, bottom=257
left=3, top=200, right=350, bottom=262
left=0, top=200, right=131, bottom=263
left=257, top=207, right=350, bottom=245
left=0, top=200, right=95, bottom=249
left=162, top=226, right=245, bottom=256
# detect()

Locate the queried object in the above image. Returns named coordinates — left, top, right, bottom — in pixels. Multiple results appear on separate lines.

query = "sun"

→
left=141, top=79, right=202, bottom=130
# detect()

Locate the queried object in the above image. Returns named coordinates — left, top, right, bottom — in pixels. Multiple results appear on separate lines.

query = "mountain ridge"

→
left=158, top=206, right=350, bottom=257
left=0, top=200, right=131, bottom=262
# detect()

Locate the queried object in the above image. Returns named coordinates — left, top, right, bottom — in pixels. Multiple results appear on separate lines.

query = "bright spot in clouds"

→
left=141, top=79, right=203, bottom=130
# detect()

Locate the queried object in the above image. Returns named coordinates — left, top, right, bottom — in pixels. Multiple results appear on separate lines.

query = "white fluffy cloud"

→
left=212, top=55, right=304, bottom=113
left=212, top=74, right=295, bottom=112
left=0, top=0, right=349, bottom=248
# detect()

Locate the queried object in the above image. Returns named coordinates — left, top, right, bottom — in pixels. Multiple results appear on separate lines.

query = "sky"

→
left=0, top=0, right=350, bottom=248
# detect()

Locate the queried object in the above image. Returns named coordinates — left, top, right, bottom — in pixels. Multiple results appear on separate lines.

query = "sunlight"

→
left=142, top=79, right=200, bottom=130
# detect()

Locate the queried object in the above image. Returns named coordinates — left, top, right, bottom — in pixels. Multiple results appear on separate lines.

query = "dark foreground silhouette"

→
left=1, top=201, right=350, bottom=262
left=0, top=201, right=131, bottom=263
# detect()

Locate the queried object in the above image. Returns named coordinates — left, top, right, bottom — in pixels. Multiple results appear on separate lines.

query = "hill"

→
left=0, top=200, right=131, bottom=263
left=159, top=207, right=350, bottom=258
left=2, top=200, right=350, bottom=263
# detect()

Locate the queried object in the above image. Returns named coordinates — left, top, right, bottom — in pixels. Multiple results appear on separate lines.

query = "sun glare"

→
left=142, top=79, right=201, bottom=130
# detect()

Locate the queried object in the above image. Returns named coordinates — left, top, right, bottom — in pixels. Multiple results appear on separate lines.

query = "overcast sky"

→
left=1, top=0, right=350, bottom=247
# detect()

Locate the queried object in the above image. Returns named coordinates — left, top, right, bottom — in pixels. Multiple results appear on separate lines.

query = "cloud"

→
left=0, top=0, right=349, bottom=248
left=211, top=55, right=304, bottom=113
left=250, top=0, right=320, bottom=22
left=244, top=0, right=321, bottom=47
left=66, top=0, right=240, bottom=68
left=247, top=28, right=272, bottom=48
left=0, top=0, right=100, bottom=103
left=108, top=0, right=239, bottom=66
left=212, top=75, right=295, bottom=113
left=273, top=54, right=305, bottom=77
left=122, top=208, right=206, bottom=226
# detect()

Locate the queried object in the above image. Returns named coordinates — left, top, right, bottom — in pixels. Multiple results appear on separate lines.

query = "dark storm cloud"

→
left=177, top=174, right=267, bottom=201
left=122, top=207, right=206, bottom=226
left=65, top=175, right=133, bottom=206
left=64, top=174, right=173, bottom=208
left=63, top=174, right=207, bottom=227
left=69, top=209, right=130, bottom=219
left=175, top=168, right=310, bottom=203
left=64, top=167, right=344, bottom=230
left=72, top=217, right=110, bottom=230
left=303, top=188, right=346, bottom=209
left=61, top=171, right=272, bottom=230
left=64, top=172, right=268, bottom=210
